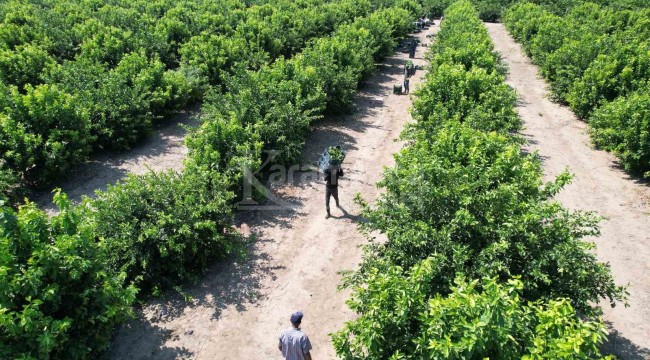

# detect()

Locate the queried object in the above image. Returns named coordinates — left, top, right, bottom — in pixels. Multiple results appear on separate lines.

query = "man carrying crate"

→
left=319, top=146, right=345, bottom=219
left=324, top=164, right=344, bottom=219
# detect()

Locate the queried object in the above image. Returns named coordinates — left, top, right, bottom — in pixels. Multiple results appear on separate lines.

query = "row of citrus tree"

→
left=422, top=0, right=513, bottom=20
left=332, top=2, right=626, bottom=358
left=505, top=2, right=650, bottom=178
left=0, top=3, right=419, bottom=358
left=424, top=0, right=648, bottom=22
left=0, top=0, right=376, bottom=201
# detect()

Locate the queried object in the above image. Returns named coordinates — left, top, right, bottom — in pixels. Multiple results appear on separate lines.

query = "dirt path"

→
left=108, top=26, right=439, bottom=360
left=33, top=106, right=200, bottom=214
left=485, top=23, right=650, bottom=359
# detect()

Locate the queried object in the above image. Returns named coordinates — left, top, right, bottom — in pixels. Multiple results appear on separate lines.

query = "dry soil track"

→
left=34, top=106, right=200, bottom=215
left=486, top=23, right=650, bottom=359
left=109, top=25, right=439, bottom=359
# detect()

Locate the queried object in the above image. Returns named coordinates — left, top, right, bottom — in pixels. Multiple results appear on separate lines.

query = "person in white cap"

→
left=278, top=311, right=312, bottom=360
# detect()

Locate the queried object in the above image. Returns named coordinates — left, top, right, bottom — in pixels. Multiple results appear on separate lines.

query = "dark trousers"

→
left=403, top=79, right=410, bottom=94
left=326, top=186, right=339, bottom=212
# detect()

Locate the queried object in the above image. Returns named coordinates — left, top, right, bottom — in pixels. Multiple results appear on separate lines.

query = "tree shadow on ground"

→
left=602, top=323, right=650, bottom=360
left=518, top=132, right=554, bottom=165
left=607, top=160, right=650, bottom=189
left=110, top=317, right=194, bottom=360
left=110, top=230, right=286, bottom=359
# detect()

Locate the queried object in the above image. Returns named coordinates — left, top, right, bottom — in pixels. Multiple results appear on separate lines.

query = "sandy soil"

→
left=33, top=105, right=200, bottom=214
left=108, top=26, right=439, bottom=360
left=485, top=23, right=650, bottom=359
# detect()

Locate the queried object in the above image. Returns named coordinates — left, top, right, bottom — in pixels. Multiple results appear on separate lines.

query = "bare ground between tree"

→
left=485, top=23, right=650, bottom=360
left=107, top=26, right=439, bottom=360
left=33, top=105, right=201, bottom=214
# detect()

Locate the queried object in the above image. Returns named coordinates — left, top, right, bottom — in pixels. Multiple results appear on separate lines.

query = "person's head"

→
left=290, top=311, right=303, bottom=327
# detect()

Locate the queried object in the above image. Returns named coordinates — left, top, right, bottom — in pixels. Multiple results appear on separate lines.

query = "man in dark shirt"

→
left=323, top=164, right=343, bottom=218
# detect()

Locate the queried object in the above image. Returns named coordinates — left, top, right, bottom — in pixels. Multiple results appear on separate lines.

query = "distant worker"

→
left=403, top=73, right=410, bottom=95
left=409, top=40, right=417, bottom=58
left=324, top=164, right=344, bottom=218
left=278, top=311, right=313, bottom=360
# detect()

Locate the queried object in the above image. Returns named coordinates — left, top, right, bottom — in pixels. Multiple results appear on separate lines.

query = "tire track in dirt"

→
left=486, top=22, right=650, bottom=359
left=108, top=25, right=440, bottom=360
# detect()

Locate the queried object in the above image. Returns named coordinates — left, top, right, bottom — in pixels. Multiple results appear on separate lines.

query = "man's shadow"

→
left=330, top=205, right=360, bottom=221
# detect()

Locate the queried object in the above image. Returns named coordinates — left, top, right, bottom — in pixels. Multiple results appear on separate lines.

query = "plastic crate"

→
left=318, top=146, right=346, bottom=171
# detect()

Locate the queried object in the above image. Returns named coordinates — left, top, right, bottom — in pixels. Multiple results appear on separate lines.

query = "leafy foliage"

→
left=0, top=192, right=136, bottom=359
left=418, top=277, right=608, bottom=359
left=83, top=167, right=237, bottom=294
left=590, top=86, right=650, bottom=178
left=0, top=83, right=92, bottom=185
left=0, top=2, right=420, bottom=358
left=0, top=163, right=21, bottom=205
left=410, top=64, right=519, bottom=134
left=328, top=146, right=345, bottom=162
left=504, top=2, right=650, bottom=177
left=420, top=0, right=650, bottom=22
left=333, top=266, right=609, bottom=359
left=0, top=0, right=378, bottom=199
left=354, top=122, right=623, bottom=312
left=188, top=5, right=415, bottom=175
left=333, top=2, right=625, bottom=358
